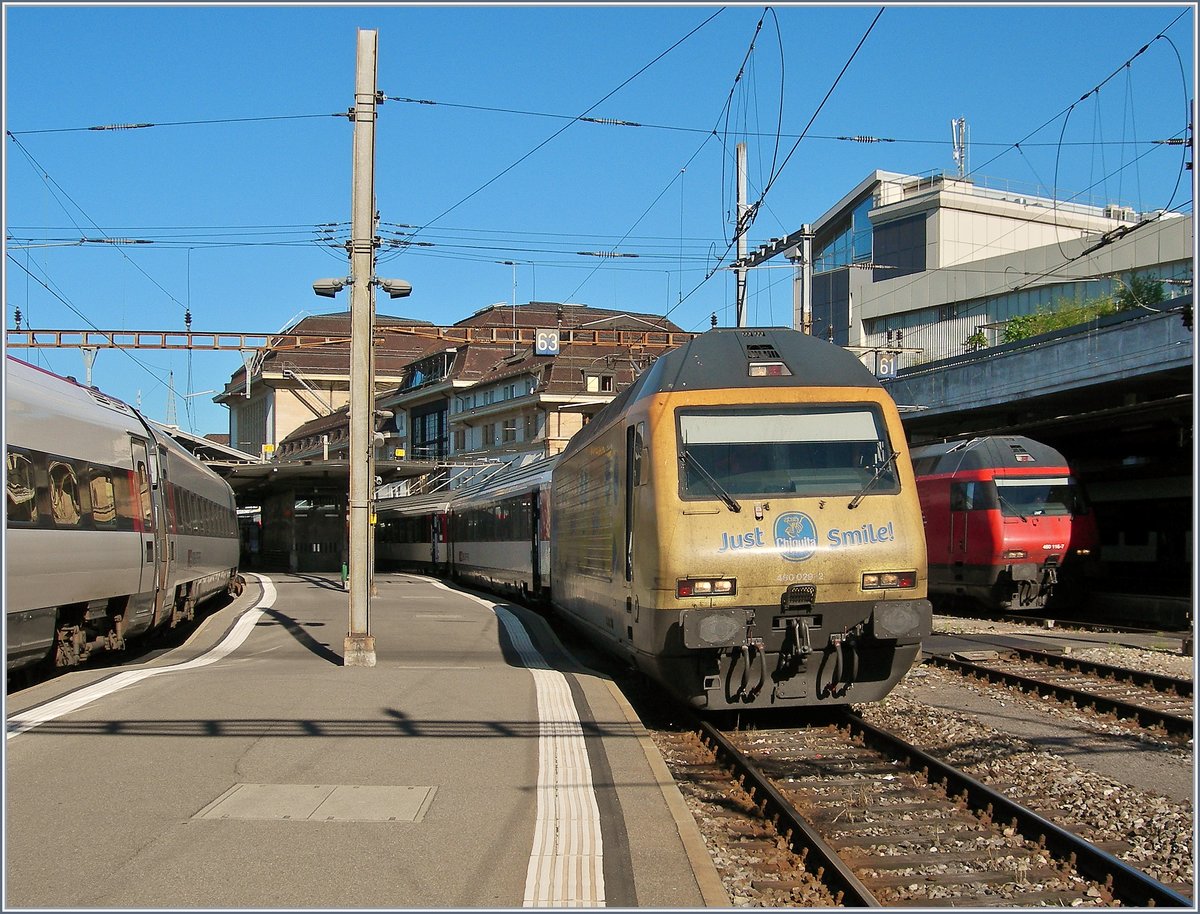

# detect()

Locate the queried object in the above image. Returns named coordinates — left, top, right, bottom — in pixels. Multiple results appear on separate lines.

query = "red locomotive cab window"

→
left=950, top=481, right=998, bottom=512
left=995, top=476, right=1074, bottom=518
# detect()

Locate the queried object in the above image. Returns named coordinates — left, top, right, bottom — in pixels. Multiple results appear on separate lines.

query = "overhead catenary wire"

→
left=384, top=95, right=1174, bottom=150
left=6, top=112, right=344, bottom=135
left=6, top=252, right=173, bottom=391
left=654, top=6, right=887, bottom=331
left=377, top=7, right=726, bottom=264
left=7, top=133, right=192, bottom=316
left=966, top=8, right=1190, bottom=182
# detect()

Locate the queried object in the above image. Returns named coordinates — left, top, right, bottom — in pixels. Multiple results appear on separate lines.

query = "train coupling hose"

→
left=736, top=645, right=751, bottom=698
left=820, top=634, right=850, bottom=699
left=735, top=640, right=768, bottom=701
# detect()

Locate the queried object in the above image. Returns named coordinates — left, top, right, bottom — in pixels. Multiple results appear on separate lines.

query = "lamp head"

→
left=377, top=278, right=412, bottom=299
left=312, top=277, right=348, bottom=298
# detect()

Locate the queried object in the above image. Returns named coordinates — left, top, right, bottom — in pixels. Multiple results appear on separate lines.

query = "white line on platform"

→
left=6, top=575, right=277, bottom=741
left=442, top=581, right=605, bottom=908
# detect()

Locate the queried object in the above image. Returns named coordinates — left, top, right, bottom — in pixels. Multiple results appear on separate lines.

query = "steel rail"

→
left=1010, top=646, right=1193, bottom=697
left=991, top=612, right=1185, bottom=639
left=842, top=711, right=1193, bottom=908
left=696, top=720, right=881, bottom=907
left=930, top=654, right=1194, bottom=736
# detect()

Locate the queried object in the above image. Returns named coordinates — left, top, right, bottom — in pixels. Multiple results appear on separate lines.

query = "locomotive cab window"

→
left=676, top=405, right=899, bottom=499
left=950, top=481, right=998, bottom=512
left=994, top=476, right=1077, bottom=517
left=6, top=450, right=38, bottom=525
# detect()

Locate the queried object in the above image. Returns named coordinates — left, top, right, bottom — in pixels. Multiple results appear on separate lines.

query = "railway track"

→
left=935, top=609, right=1190, bottom=652
left=929, top=648, right=1194, bottom=738
left=691, top=714, right=1191, bottom=907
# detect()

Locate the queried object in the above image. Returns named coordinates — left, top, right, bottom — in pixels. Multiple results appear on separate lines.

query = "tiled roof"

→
left=224, top=311, right=443, bottom=385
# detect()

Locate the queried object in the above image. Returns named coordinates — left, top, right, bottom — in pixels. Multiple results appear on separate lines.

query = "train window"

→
left=911, top=456, right=941, bottom=477
left=677, top=406, right=899, bottom=499
left=994, top=476, right=1074, bottom=517
left=136, top=461, right=153, bottom=528
left=632, top=423, right=646, bottom=486
left=89, top=472, right=117, bottom=527
left=113, top=471, right=138, bottom=526
left=6, top=450, right=38, bottom=525
left=951, top=481, right=998, bottom=512
left=49, top=461, right=82, bottom=526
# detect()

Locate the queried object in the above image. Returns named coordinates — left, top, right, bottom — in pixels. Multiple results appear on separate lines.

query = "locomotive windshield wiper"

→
left=848, top=450, right=899, bottom=510
left=680, top=448, right=741, bottom=513
left=998, top=493, right=1029, bottom=522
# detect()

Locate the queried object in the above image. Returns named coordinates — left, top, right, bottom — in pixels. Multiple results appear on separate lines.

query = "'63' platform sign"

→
left=535, top=329, right=560, bottom=356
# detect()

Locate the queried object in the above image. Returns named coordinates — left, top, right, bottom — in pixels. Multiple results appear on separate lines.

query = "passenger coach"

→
left=6, top=357, right=241, bottom=673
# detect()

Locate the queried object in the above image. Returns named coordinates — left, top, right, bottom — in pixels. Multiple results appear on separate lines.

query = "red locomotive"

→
left=909, top=435, right=1098, bottom=611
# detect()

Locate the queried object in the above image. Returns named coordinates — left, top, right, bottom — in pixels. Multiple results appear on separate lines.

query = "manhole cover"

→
left=194, top=784, right=437, bottom=822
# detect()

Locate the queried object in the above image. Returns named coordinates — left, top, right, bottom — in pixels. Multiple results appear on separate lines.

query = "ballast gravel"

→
left=651, top=623, right=1194, bottom=906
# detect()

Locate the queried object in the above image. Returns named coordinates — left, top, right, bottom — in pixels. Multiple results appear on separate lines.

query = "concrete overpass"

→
left=885, top=298, right=1193, bottom=620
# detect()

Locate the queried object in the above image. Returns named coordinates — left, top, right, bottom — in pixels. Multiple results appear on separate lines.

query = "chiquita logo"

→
left=774, top=512, right=818, bottom=562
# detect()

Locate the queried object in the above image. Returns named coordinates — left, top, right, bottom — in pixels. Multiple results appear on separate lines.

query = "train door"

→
left=152, top=446, right=175, bottom=627
left=130, top=439, right=157, bottom=598
left=624, top=425, right=638, bottom=584
left=530, top=493, right=542, bottom=593
left=622, top=423, right=645, bottom=642
left=430, top=513, right=440, bottom=568
left=130, top=438, right=169, bottom=627
left=949, top=480, right=989, bottom=564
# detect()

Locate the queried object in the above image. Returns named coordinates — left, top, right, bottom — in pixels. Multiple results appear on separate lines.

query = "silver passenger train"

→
left=5, top=357, right=242, bottom=674
left=379, top=328, right=932, bottom=711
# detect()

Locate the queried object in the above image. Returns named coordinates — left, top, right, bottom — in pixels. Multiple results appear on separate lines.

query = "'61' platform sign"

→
left=535, top=329, right=560, bottom=356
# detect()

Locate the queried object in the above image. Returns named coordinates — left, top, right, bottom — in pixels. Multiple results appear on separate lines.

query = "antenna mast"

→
left=951, top=117, right=969, bottom=178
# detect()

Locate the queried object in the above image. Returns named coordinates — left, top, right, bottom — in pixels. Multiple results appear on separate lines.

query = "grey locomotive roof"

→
left=636, top=327, right=882, bottom=395
left=910, top=436, right=1069, bottom=473
left=560, top=328, right=884, bottom=460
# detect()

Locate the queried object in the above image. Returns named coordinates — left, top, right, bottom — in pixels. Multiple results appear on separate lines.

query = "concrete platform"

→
left=5, top=572, right=730, bottom=909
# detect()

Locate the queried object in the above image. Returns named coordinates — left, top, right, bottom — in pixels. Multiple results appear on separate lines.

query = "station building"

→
left=769, top=169, right=1192, bottom=362
left=221, top=302, right=687, bottom=571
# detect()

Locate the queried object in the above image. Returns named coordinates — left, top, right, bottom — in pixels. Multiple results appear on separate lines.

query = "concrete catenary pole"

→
left=735, top=142, right=748, bottom=327
left=789, top=224, right=813, bottom=334
left=346, top=28, right=379, bottom=667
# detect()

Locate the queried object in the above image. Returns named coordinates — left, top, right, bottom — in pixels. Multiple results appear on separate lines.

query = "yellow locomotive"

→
left=550, top=327, right=929, bottom=709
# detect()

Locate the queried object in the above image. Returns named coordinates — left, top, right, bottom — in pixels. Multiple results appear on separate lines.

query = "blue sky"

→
left=4, top=3, right=1195, bottom=435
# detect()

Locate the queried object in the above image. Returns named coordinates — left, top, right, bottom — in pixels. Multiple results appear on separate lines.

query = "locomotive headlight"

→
left=1002, top=549, right=1029, bottom=560
left=1074, top=548, right=1092, bottom=556
left=862, top=571, right=916, bottom=590
left=748, top=361, right=792, bottom=377
left=677, top=577, right=736, bottom=598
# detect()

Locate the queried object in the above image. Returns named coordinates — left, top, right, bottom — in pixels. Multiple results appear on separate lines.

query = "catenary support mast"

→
left=345, top=28, right=379, bottom=667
